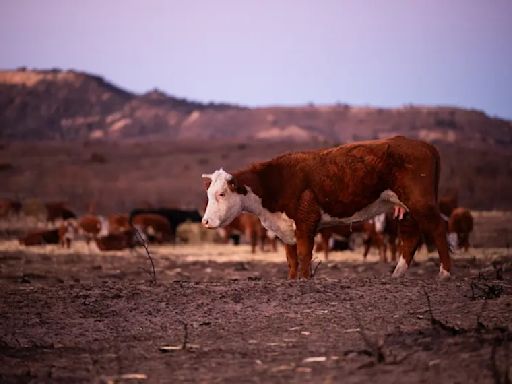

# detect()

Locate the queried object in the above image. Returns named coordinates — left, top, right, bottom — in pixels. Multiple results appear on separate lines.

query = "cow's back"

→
left=289, top=136, right=440, bottom=217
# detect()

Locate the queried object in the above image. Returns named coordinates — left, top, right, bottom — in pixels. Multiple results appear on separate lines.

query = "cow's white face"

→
left=202, top=169, right=244, bottom=228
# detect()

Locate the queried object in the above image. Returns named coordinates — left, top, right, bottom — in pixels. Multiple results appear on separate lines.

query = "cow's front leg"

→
left=285, top=244, right=298, bottom=279
left=296, top=232, right=316, bottom=278
left=295, top=190, right=321, bottom=279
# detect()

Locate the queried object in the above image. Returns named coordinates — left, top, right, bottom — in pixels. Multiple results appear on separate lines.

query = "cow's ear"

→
left=202, top=174, right=212, bottom=189
left=228, top=177, right=247, bottom=195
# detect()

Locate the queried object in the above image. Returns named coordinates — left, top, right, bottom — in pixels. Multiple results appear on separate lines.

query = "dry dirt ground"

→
left=1, top=239, right=511, bottom=384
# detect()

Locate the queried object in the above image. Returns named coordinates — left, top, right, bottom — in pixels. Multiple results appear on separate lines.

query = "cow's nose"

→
left=202, top=218, right=209, bottom=227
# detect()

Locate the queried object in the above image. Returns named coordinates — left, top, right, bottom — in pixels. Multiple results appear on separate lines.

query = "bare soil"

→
left=1, top=241, right=511, bottom=384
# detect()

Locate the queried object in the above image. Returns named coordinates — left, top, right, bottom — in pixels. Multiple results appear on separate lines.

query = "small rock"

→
left=303, top=356, right=327, bottom=363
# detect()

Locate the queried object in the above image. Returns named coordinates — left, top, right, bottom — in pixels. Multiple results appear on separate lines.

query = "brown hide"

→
left=230, top=136, right=450, bottom=279
left=108, top=214, right=130, bottom=233
left=96, top=229, right=136, bottom=251
left=448, top=207, right=474, bottom=251
left=19, top=229, right=60, bottom=246
left=79, top=214, right=102, bottom=236
left=223, top=212, right=276, bottom=253
left=131, top=213, right=172, bottom=243
left=316, top=220, right=394, bottom=262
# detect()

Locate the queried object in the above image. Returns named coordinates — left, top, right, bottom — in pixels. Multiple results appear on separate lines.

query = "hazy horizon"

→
left=1, top=1, right=511, bottom=119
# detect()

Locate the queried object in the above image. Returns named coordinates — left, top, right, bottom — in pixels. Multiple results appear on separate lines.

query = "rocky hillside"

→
left=1, top=68, right=511, bottom=148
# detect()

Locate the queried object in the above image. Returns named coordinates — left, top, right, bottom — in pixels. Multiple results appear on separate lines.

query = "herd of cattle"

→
left=0, top=192, right=473, bottom=260
left=1, top=138, right=476, bottom=278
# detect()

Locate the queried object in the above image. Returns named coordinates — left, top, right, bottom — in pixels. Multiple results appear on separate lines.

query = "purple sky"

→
left=1, top=0, right=511, bottom=119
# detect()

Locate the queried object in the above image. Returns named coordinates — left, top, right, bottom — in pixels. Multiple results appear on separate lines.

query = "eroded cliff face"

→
left=1, top=68, right=511, bottom=148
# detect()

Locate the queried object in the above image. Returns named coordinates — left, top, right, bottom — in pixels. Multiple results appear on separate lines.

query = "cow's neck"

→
left=235, top=167, right=297, bottom=245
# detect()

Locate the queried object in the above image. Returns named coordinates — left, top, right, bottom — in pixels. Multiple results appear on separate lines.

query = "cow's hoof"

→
left=438, top=267, right=451, bottom=280
left=391, top=256, right=408, bottom=278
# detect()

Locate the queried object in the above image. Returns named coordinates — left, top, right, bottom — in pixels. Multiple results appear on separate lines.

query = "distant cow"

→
left=96, top=229, right=138, bottom=251
left=19, top=228, right=60, bottom=246
left=45, top=202, right=76, bottom=222
left=79, top=214, right=108, bottom=245
left=222, top=212, right=277, bottom=253
left=58, top=220, right=78, bottom=248
left=108, top=214, right=130, bottom=234
left=202, top=136, right=451, bottom=279
left=316, top=215, right=390, bottom=262
left=448, top=207, right=474, bottom=252
left=0, top=198, right=22, bottom=218
left=129, top=208, right=202, bottom=243
left=131, top=213, right=172, bottom=243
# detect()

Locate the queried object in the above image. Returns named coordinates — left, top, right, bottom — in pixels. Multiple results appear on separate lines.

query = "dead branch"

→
left=179, top=320, right=189, bottom=350
left=470, top=281, right=504, bottom=301
left=351, top=304, right=386, bottom=364
left=133, top=226, right=156, bottom=284
left=476, top=298, right=490, bottom=332
left=422, top=287, right=464, bottom=335
left=311, top=257, right=323, bottom=278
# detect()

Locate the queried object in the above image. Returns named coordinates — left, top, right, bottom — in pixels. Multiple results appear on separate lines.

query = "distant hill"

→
left=1, top=68, right=511, bottom=149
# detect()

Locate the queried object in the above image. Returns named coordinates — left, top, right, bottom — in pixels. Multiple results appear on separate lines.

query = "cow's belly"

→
left=251, top=190, right=408, bottom=245
left=318, top=189, right=408, bottom=229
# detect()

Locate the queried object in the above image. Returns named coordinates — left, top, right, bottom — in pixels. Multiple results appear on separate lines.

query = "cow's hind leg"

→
left=285, top=244, right=298, bottom=279
left=424, top=214, right=451, bottom=278
left=392, top=217, right=421, bottom=277
left=409, top=203, right=452, bottom=279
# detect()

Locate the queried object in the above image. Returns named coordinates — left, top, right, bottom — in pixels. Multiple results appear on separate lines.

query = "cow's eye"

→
left=219, top=192, right=226, bottom=198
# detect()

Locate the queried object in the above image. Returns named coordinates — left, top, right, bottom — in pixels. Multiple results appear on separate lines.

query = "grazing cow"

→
left=58, top=220, right=78, bottom=248
left=202, top=136, right=451, bottom=279
left=19, top=228, right=60, bottom=246
left=45, top=202, right=76, bottom=222
left=108, top=214, right=130, bottom=234
left=96, top=229, right=138, bottom=251
left=79, top=214, right=108, bottom=245
left=129, top=208, right=202, bottom=242
left=0, top=198, right=22, bottom=218
left=316, top=217, right=389, bottom=262
left=131, top=213, right=172, bottom=243
left=448, top=207, right=474, bottom=252
left=316, top=222, right=364, bottom=260
left=222, top=212, right=277, bottom=253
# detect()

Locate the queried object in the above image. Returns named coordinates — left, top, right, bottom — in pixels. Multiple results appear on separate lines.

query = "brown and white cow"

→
left=202, top=136, right=451, bottom=279
left=222, top=212, right=277, bottom=253
left=96, top=229, right=138, bottom=251
left=317, top=215, right=389, bottom=262
left=108, top=214, right=131, bottom=234
left=79, top=214, right=108, bottom=245
left=131, top=213, right=172, bottom=244
left=58, top=220, right=78, bottom=248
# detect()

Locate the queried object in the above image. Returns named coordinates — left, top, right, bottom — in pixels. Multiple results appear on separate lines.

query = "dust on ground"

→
left=1, top=239, right=511, bottom=384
